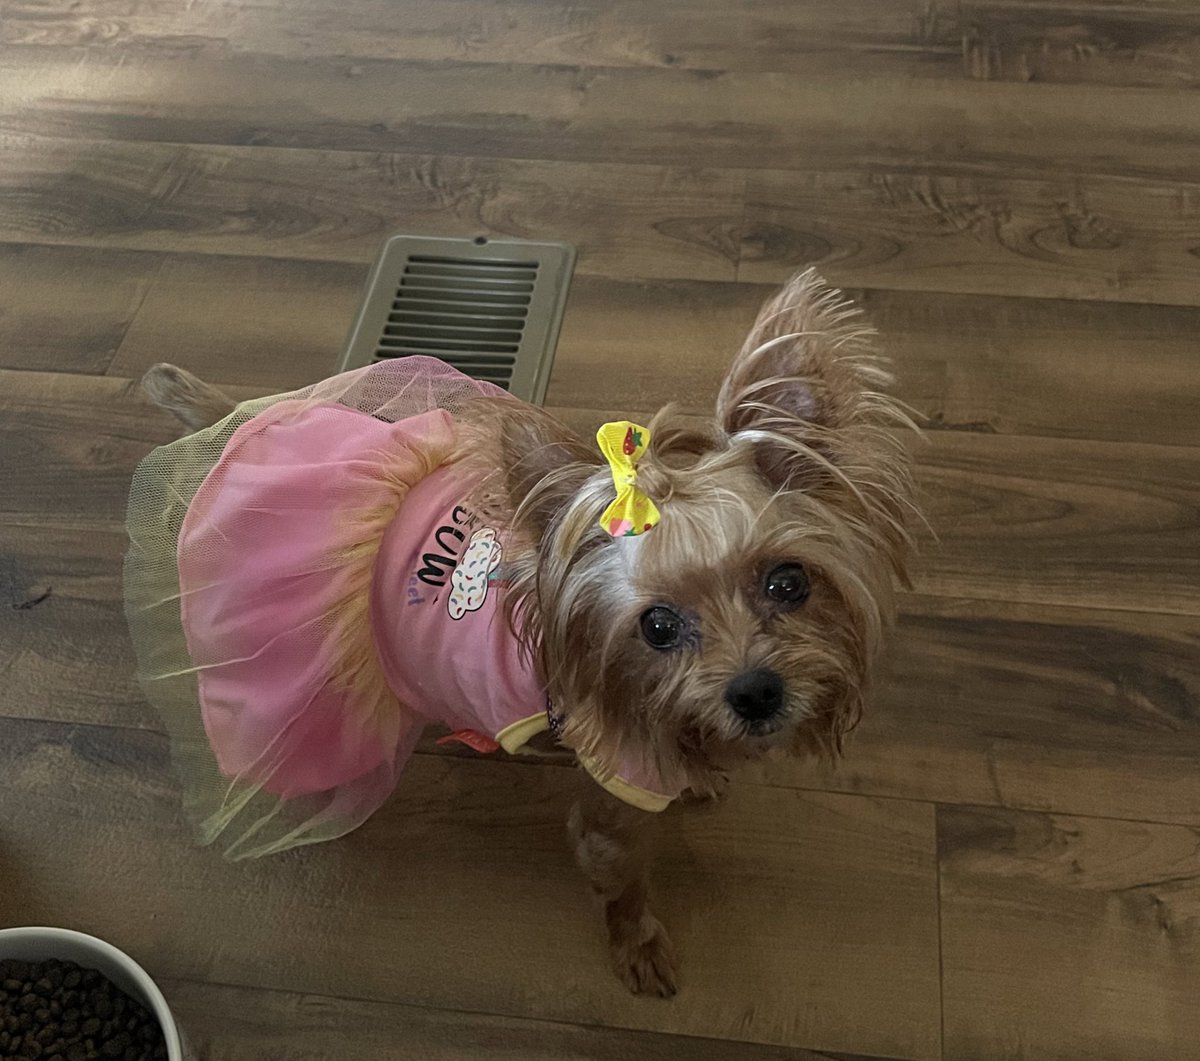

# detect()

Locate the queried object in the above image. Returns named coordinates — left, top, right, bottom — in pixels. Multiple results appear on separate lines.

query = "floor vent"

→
left=338, top=234, right=576, bottom=405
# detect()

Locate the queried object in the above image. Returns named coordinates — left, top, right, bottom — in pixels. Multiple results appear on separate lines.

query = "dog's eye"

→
left=765, top=563, right=810, bottom=606
left=640, top=606, right=685, bottom=650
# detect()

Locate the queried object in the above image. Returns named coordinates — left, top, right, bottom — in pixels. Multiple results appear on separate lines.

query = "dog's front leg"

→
left=568, top=778, right=677, bottom=997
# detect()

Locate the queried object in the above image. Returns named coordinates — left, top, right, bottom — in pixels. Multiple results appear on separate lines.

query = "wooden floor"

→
left=2, top=2, right=1199, bottom=1058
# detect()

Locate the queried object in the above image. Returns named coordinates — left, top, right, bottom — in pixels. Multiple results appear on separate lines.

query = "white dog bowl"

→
left=0, top=927, right=185, bottom=1061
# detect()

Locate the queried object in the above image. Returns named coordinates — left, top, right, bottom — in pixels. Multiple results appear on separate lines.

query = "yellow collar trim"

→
left=495, top=713, right=550, bottom=755
left=578, top=754, right=673, bottom=813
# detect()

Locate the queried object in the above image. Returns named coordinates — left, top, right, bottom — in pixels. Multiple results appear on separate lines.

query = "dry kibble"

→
left=0, top=958, right=166, bottom=1061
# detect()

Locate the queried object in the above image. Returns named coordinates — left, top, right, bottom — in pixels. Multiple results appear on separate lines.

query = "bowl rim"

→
left=0, top=926, right=184, bottom=1060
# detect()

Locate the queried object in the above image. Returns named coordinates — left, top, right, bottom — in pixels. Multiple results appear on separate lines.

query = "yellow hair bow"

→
left=597, top=421, right=660, bottom=538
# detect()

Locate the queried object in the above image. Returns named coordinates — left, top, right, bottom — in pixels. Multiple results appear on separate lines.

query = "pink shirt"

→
left=371, top=465, right=549, bottom=752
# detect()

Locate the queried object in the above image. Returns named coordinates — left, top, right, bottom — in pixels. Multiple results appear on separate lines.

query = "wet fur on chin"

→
left=455, top=268, right=920, bottom=798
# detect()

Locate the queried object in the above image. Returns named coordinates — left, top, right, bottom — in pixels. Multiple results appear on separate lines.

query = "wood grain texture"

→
left=915, top=431, right=1200, bottom=615
left=0, top=0, right=946, bottom=72
left=8, top=135, right=1200, bottom=307
left=8, top=368, right=1198, bottom=615
left=0, top=520, right=146, bottom=730
left=958, top=2, right=1200, bottom=87
left=759, top=595, right=1200, bottom=825
left=6, top=0, right=1198, bottom=87
left=160, top=977, right=907, bottom=1061
left=105, top=253, right=364, bottom=385
left=0, top=135, right=743, bottom=279
left=3, top=44, right=1200, bottom=180
left=939, top=806, right=1200, bottom=1060
left=555, top=279, right=1200, bottom=445
left=3, top=243, right=1194, bottom=448
left=741, top=169, right=1200, bottom=307
left=0, top=715, right=941, bottom=1059
left=0, top=242, right=158, bottom=373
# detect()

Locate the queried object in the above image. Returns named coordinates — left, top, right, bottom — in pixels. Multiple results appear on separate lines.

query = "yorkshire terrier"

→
left=133, top=269, right=917, bottom=997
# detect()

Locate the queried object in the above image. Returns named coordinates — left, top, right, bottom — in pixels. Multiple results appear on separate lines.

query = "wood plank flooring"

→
left=2, top=2, right=1198, bottom=1058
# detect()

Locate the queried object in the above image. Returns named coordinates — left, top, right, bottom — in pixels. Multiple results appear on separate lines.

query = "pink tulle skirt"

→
left=124, top=358, right=502, bottom=859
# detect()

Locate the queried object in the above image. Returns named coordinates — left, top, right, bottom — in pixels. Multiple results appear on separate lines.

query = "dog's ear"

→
left=493, top=403, right=602, bottom=542
left=716, top=270, right=901, bottom=492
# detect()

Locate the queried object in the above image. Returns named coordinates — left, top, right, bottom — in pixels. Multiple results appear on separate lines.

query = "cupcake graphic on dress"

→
left=447, top=526, right=502, bottom=620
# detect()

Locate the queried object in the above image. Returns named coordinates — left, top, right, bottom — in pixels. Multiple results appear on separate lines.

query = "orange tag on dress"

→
left=436, top=729, right=501, bottom=754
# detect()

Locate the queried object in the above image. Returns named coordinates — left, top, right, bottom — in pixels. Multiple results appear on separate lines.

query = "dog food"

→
left=0, top=958, right=167, bottom=1061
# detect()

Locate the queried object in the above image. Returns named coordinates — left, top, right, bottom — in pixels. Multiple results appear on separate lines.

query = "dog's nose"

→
left=724, top=668, right=785, bottom=723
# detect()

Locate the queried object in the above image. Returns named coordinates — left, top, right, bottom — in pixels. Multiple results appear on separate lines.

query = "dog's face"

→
left=471, top=270, right=916, bottom=791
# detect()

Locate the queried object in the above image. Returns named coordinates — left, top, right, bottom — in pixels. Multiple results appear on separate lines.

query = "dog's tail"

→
left=141, top=363, right=237, bottom=434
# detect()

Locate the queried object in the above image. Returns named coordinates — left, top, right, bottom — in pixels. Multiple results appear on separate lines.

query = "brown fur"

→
left=143, top=270, right=918, bottom=997
left=141, top=363, right=237, bottom=432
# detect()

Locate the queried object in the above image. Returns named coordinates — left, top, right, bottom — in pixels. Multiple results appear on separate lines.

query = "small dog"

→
left=137, top=269, right=917, bottom=997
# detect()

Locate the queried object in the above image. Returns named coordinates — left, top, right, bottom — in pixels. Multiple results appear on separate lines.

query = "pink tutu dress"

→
left=124, top=358, right=678, bottom=860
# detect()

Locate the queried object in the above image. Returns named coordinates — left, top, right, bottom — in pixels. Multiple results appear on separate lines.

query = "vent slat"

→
left=385, top=322, right=525, bottom=341
left=389, top=311, right=529, bottom=328
left=442, top=367, right=514, bottom=381
left=378, top=337, right=521, bottom=354
left=392, top=286, right=533, bottom=307
left=401, top=274, right=535, bottom=292
left=398, top=352, right=517, bottom=366
left=342, top=236, right=574, bottom=405
left=389, top=299, right=529, bottom=317
left=407, top=256, right=539, bottom=273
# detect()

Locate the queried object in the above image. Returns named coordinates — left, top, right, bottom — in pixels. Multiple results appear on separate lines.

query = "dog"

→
left=134, top=269, right=917, bottom=997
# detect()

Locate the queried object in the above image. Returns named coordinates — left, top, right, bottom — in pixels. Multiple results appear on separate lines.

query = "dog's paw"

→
left=610, top=913, right=678, bottom=998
